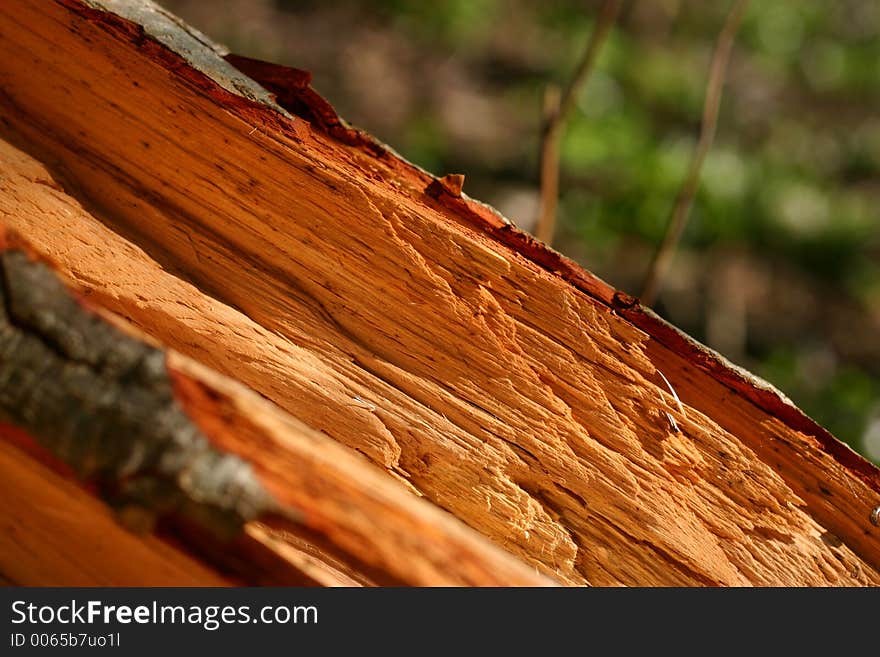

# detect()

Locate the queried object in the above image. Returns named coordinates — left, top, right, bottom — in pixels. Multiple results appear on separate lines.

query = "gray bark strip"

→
left=0, top=249, right=280, bottom=538
left=76, top=0, right=286, bottom=112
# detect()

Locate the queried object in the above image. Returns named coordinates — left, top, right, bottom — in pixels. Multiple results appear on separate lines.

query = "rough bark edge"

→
left=0, top=240, right=287, bottom=534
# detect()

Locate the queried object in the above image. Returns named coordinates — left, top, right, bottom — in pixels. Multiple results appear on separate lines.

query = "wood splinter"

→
left=426, top=173, right=466, bottom=199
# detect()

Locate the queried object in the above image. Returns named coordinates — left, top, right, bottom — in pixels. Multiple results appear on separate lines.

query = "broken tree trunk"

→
left=0, top=0, right=878, bottom=586
left=0, top=228, right=549, bottom=587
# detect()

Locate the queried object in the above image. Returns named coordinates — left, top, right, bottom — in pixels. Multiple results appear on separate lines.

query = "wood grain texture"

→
left=0, top=0, right=877, bottom=586
left=169, top=354, right=554, bottom=586
left=0, top=229, right=548, bottom=586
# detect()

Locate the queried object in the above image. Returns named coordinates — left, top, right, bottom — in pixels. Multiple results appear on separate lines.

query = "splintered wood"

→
left=0, top=0, right=877, bottom=586
left=0, top=227, right=550, bottom=587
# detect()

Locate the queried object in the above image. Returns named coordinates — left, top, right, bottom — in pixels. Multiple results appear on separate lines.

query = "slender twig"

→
left=535, top=0, right=623, bottom=246
left=640, top=0, right=750, bottom=306
left=537, top=84, right=561, bottom=244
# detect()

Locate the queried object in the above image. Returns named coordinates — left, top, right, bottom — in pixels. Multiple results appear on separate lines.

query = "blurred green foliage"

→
left=167, top=0, right=880, bottom=461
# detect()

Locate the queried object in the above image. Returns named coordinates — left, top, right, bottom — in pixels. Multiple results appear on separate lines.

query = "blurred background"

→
left=162, top=0, right=880, bottom=463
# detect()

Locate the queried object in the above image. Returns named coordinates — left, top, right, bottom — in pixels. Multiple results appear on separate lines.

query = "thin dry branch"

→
left=534, top=0, right=622, bottom=246
left=640, top=0, right=750, bottom=306
left=536, top=84, right=562, bottom=244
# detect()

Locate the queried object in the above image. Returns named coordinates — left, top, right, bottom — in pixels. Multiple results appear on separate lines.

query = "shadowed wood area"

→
left=0, top=435, right=233, bottom=587
left=0, top=0, right=878, bottom=586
